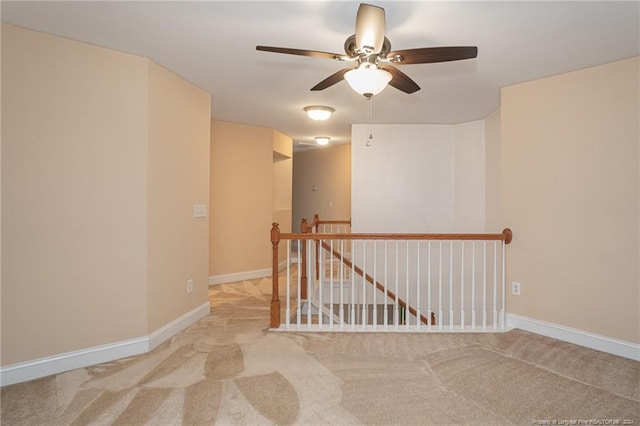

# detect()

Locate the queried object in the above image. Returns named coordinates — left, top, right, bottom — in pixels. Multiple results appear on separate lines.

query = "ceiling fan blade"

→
left=380, top=66, right=420, bottom=94
left=355, top=3, right=385, bottom=54
left=310, top=68, right=350, bottom=91
left=256, top=45, right=345, bottom=60
left=387, top=46, right=478, bottom=65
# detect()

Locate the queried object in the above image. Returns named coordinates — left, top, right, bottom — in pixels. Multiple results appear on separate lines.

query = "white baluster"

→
left=373, top=242, right=378, bottom=330
left=483, top=241, right=487, bottom=330
left=438, top=241, right=443, bottom=331
left=493, top=241, right=498, bottom=330
left=384, top=241, right=389, bottom=329
left=318, top=239, right=323, bottom=329
left=417, top=241, right=421, bottom=330
left=286, top=240, right=291, bottom=328
left=297, top=239, right=301, bottom=327
left=427, top=241, right=432, bottom=331
left=307, top=239, right=312, bottom=329
left=449, top=240, right=454, bottom=330
left=500, top=240, right=506, bottom=329
left=460, top=241, right=465, bottom=330
left=471, top=241, right=476, bottom=330
left=351, top=240, right=356, bottom=330
left=405, top=240, right=410, bottom=329
left=395, top=240, right=399, bottom=329
left=340, top=239, right=345, bottom=328
left=362, top=240, right=367, bottom=329
left=329, top=239, right=334, bottom=329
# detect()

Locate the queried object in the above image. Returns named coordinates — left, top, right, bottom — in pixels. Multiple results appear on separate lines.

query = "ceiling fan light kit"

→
left=315, top=136, right=330, bottom=146
left=304, top=105, right=334, bottom=121
left=344, top=64, right=392, bottom=97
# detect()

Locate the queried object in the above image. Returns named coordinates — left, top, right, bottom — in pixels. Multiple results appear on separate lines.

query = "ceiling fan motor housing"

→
left=344, top=34, right=391, bottom=60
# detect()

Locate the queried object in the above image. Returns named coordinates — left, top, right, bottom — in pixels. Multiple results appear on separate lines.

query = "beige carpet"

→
left=2, top=277, right=638, bottom=425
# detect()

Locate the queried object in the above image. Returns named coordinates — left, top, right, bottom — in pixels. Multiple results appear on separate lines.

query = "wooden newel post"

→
left=300, top=218, right=308, bottom=300
left=270, top=223, right=281, bottom=328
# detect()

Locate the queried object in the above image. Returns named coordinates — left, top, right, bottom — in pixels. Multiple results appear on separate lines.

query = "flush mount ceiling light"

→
left=304, top=105, right=335, bottom=121
left=344, top=63, right=392, bottom=98
left=315, top=136, right=330, bottom=146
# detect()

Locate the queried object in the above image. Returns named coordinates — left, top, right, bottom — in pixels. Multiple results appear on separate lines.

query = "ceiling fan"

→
left=256, top=3, right=478, bottom=97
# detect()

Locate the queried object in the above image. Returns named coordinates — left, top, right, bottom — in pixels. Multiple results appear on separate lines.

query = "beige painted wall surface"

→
left=210, top=121, right=273, bottom=277
left=502, top=57, right=639, bottom=343
left=292, top=144, right=351, bottom=231
left=273, top=130, right=293, bottom=158
left=273, top=132, right=293, bottom=219
left=1, top=25, right=149, bottom=364
left=485, top=109, right=502, bottom=232
left=272, top=130, right=293, bottom=262
left=147, top=62, right=211, bottom=332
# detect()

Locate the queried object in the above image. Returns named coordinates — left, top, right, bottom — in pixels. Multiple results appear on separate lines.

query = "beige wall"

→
left=2, top=25, right=148, bottom=364
left=147, top=62, right=211, bottom=332
left=485, top=108, right=502, bottom=232
left=273, top=131, right=293, bottom=261
left=273, top=130, right=293, bottom=232
left=292, top=144, right=351, bottom=231
left=210, top=121, right=292, bottom=279
left=502, top=57, right=639, bottom=343
left=1, top=25, right=211, bottom=366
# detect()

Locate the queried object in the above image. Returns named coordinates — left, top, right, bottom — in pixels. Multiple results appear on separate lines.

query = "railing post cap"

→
left=502, top=228, right=513, bottom=244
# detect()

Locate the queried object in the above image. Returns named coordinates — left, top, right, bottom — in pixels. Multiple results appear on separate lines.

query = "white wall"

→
left=350, top=121, right=493, bottom=325
left=351, top=122, right=486, bottom=233
left=454, top=120, right=486, bottom=232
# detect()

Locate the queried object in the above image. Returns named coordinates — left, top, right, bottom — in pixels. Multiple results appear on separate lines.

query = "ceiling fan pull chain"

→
left=366, top=96, right=373, bottom=147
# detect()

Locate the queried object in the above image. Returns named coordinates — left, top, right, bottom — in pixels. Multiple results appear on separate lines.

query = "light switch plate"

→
left=193, top=204, right=207, bottom=218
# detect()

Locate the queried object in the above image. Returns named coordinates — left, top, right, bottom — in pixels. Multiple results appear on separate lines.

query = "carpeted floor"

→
left=2, top=277, right=639, bottom=425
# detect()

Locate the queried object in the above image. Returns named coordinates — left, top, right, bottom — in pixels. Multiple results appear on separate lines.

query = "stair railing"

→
left=271, top=218, right=512, bottom=332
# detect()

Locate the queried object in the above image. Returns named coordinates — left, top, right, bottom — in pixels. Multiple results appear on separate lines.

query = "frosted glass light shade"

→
left=315, top=136, right=330, bottom=145
left=344, top=66, right=392, bottom=96
left=304, top=106, right=334, bottom=121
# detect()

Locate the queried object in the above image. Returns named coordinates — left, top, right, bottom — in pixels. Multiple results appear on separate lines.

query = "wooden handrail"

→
left=316, top=220, right=352, bottom=225
left=309, top=213, right=351, bottom=231
left=321, top=241, right=435, bottom=325
left=279, top=228, right=513, bottom=243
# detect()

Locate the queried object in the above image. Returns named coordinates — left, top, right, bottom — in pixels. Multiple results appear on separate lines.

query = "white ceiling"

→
left=2, top=1, right=638, bottom=150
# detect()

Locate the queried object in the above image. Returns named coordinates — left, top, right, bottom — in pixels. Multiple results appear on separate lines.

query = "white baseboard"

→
left=209, top=261, right=289, bottom=286
left=148, top=302, right=211, bottom=350
left=0, top=302, right=211, bottom=387
left=506, top=313, right=640, bottom=361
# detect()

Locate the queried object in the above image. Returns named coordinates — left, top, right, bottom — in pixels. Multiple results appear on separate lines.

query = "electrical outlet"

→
left=187, top=278, right=194, bottom=294
left=511, top=281, right=521, bottom=296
